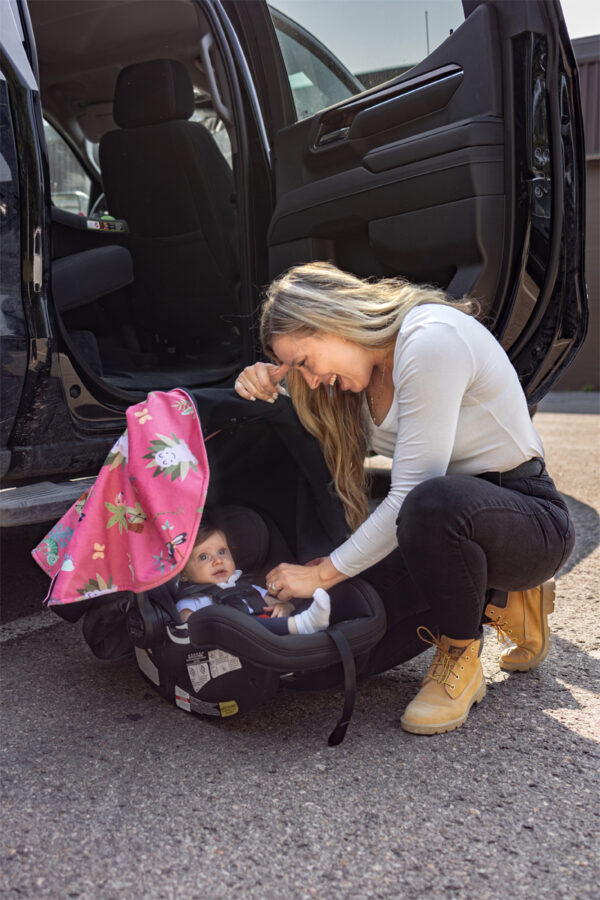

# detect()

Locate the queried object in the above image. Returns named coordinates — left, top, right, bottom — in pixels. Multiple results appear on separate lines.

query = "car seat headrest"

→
left=113, top=59, right=195, bottom=129
left=201, top=505, right=270, bottom=575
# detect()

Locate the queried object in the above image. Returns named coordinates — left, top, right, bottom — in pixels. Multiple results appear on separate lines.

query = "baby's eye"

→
left=218, top=548, right=228, bottom=556
left=199, top=553, right=208, bottom=561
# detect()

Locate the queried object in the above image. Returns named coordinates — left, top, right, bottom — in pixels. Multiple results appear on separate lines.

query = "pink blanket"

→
left=32, top=389, right=209, bottom=606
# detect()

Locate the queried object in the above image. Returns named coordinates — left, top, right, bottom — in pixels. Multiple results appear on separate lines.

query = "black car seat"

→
left=99, top=59, right=240, bottom=359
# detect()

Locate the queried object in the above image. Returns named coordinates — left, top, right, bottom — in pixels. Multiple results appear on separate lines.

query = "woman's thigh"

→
left=397, top=474, right=574, bottom=592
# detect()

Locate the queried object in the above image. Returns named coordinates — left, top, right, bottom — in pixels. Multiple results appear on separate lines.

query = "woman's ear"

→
left=180, top=572, right=188, bottom=582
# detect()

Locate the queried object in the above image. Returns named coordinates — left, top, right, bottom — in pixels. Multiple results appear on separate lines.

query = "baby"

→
left=175, top=522, right=331, bottom=636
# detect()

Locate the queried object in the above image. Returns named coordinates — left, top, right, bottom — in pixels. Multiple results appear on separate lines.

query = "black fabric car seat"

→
left=99, top=59, right=240, bottom=356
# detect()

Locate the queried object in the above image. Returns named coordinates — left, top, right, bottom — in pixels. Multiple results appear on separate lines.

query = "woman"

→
left=234, top=262, right=574, bottom=735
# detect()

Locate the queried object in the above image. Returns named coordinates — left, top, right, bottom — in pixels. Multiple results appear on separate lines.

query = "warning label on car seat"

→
left=186, top=650, right=211, bottom=692
left=208, top=649, right=242, bottom=679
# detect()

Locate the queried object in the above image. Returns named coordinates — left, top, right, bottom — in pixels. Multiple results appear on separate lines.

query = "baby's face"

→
left=182, top=531, right=236, bottom=585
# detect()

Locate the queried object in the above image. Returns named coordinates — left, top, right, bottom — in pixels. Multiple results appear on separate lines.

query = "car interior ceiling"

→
left=29, top=0, right=243, bottom=394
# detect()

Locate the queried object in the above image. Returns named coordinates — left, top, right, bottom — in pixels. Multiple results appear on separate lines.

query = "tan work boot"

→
left=485, top=580, right=555, bottom=672
left=400, top=629, right=486, bottom=735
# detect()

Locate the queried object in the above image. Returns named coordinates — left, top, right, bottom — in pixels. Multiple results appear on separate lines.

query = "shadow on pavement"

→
left=558, top=493, right=600, bottom=577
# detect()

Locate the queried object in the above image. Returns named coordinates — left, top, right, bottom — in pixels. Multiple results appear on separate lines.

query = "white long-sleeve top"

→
left=330, top=304, right=544, bottom=578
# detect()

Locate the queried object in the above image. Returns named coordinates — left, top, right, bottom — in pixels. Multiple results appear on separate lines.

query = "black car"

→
left=0, top=0, right=588, bottom=527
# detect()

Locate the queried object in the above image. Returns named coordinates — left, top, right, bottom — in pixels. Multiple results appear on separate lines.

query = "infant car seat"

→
left=122, top=505, right=386, bottom=745
left=33, top=389, right=386, bottom=745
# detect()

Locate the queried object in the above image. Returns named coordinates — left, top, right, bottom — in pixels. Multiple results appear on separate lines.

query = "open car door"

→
left=228, top=0, right=587, bottom=403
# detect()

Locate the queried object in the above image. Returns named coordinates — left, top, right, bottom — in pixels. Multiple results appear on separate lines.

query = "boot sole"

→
left=400, top=681, right=486, bottom=735
left=500, top=579, right=555, bottom=672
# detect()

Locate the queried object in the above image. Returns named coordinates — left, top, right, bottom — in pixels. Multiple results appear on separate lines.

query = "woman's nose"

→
left=302, top=370, right=320, bottom=390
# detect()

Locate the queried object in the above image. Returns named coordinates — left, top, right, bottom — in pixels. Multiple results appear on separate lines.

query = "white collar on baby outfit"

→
left=216, top=569, right=242, bottom=589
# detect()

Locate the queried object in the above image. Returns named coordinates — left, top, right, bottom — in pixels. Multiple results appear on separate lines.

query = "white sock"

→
left=291, top=588, right=331, bottom=635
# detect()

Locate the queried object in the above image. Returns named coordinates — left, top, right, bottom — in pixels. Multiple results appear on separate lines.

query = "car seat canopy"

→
left=32, top=389, right=209, bottom=605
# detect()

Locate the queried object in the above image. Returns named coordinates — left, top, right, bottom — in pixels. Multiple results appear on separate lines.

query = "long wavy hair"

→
left=260, top=262, right=476, bottom=531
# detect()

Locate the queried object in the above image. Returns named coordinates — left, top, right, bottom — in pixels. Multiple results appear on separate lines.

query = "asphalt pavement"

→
left=1, top=394, right=599, bottom=899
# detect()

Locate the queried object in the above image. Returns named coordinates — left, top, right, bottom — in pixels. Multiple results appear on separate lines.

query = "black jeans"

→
left=393, top=462, right=575, bottom=640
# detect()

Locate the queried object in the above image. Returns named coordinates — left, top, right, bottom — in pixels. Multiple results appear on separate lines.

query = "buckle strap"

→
left=327, top=627, right=357, bottom=747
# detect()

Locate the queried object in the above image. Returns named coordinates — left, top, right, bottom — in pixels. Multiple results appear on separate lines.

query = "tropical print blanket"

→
left=32, top=389, right=209, bottom=606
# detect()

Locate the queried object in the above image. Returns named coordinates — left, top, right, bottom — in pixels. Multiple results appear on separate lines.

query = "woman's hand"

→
left=266, top=557, right=347, bottom=603
left=235, top=362, right=290, bottom=403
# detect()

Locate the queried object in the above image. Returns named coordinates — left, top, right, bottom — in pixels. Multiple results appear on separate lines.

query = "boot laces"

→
left=417, top=626, right=467, bottom=688
left=486, top=612, right=514, bottom=646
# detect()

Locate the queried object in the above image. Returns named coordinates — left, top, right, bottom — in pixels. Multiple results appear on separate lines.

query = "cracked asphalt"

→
left=1, top=392, right=598, bottom=899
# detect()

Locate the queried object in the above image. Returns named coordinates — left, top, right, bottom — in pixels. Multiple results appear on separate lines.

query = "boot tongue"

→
left=446, top=643, right=466, bottom=659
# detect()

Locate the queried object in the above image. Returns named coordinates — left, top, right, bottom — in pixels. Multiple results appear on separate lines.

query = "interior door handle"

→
left=198, top=32, right=232, bottom=126
left=317, top=126, right=350, bottom=147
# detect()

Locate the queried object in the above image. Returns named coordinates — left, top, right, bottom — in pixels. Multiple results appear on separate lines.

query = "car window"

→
left=270, top=0, right=464, bottom=120
left=43, top=119, right=92, bottom=214
left=191, top=106, right=233, bottom=169
left=269, top=7, right=362, bottom=121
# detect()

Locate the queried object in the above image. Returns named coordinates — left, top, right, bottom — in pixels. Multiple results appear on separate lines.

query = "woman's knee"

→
left=396, top=476, right=470, bottom=546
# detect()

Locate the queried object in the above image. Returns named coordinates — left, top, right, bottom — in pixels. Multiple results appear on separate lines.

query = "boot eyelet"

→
left=450, top=684, right=455, bottom=690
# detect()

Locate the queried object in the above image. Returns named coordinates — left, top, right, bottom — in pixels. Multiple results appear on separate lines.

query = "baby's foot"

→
left=292, top=588, right=331, bottom=635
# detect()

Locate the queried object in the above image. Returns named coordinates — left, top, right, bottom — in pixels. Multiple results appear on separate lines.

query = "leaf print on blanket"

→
left=105, top=499, right=147, bottom=534
left=104, top=431, right=129, bottom=470
left=78, top=574, right=117, bottom=599
left=143, top=433, right=198, bottom=482
left=172, top=397, right=195, bottom=416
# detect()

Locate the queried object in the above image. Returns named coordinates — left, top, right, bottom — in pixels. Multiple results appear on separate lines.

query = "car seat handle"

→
left=327, top=627, right=357, bottom=747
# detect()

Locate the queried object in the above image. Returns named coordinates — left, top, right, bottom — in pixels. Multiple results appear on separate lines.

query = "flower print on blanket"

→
left=31, top=389, right=209, bottom=607
left=143, top=434, right=198, bottom=481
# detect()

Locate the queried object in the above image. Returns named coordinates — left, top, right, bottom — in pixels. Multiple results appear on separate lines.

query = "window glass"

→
left=43, top=119, right=92, bottom=214
left=270, top=0, right=464, bottom=120
left=270, top=8, right=361, bottom=121
left=191, top=105, right=233, bottom=169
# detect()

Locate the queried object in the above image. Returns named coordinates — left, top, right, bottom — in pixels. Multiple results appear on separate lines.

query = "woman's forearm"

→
left=317, top=556, right=348, bottom=590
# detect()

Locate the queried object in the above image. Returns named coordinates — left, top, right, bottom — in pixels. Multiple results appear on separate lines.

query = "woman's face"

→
left=271, top=331, right=376, bottom=393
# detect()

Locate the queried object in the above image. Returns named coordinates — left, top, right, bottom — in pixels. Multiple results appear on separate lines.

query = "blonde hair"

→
left=260, top=261, right=476, bottom=531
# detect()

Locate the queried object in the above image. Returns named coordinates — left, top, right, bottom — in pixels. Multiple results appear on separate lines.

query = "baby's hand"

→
left=264, top=601, right=294, bottom=618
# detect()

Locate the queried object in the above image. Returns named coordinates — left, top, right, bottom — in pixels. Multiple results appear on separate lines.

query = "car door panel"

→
left=346, top=69, right=464, bottom=141
left=268, top=3, right=505, bottom=309
left=369, top=195, right=505, bottom=300
left=363, top=120, right=505, bottom=173
left=271, top=144, right=503, bottom=240
left=261, top=0, right=587, bottom=399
